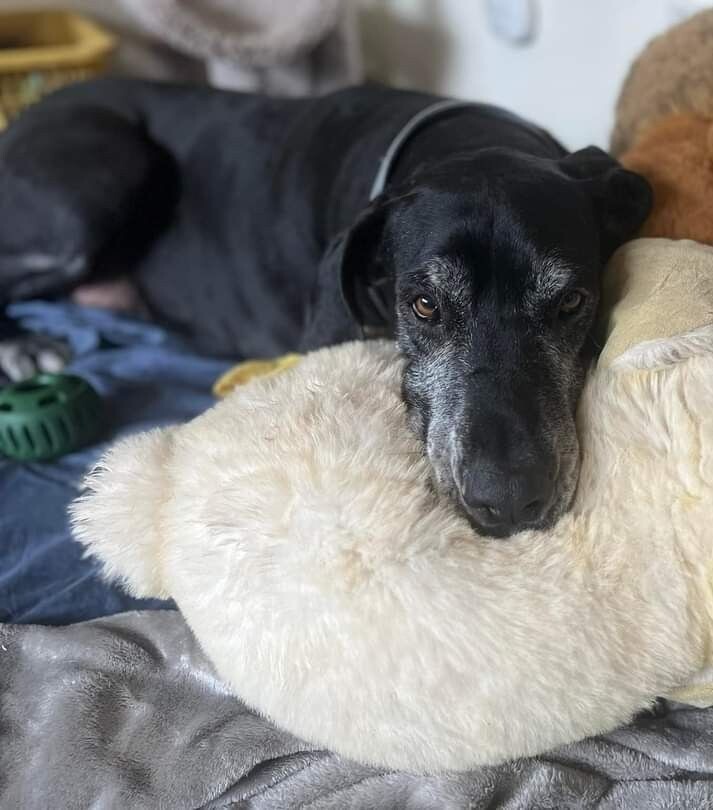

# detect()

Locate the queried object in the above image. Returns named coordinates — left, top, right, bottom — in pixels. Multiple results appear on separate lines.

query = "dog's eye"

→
left=559, top=290, right=586, bottom=316
left=412, top=294, right=439, bottom=321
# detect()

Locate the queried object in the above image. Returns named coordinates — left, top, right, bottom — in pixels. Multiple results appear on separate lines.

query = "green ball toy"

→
left=0, top=373, right=103, bottom=461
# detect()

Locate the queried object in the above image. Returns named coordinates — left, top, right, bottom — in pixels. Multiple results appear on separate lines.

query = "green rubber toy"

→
left=0, top=373, right=103, bottom=461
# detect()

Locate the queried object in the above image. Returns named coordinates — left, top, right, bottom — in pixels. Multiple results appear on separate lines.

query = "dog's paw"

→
left=0, top=334, right=72, bottom=383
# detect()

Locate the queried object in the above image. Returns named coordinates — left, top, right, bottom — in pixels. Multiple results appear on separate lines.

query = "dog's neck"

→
left=315, top=88, right=565, bottom=244
left=368, top=100, right=482, bottom=202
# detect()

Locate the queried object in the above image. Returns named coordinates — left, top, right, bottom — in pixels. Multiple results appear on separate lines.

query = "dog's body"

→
left=0, top=80, right=563, bottom=357
left=0, top=79, right=652, bottom=535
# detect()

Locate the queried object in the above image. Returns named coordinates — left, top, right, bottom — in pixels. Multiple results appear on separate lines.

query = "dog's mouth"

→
left=428, top=446, right=580, bottom=539
left=454, top=487, right=557, bottom=538
left=452, top=488, right=557, bottom=538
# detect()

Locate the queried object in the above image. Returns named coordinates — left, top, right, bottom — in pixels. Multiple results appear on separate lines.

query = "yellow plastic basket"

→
left=0, top=9, right=115, bottom=129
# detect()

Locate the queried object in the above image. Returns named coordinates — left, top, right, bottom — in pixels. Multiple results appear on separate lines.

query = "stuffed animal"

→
left=611, top=8, right=713, bottom=157
left=71, top=237, right=713, bottom=773
left=610, top=11, right=713, bottom=247
left=616, top=113, right=713, bottom=245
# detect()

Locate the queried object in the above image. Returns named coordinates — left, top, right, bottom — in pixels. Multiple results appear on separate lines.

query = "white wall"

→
left=360, top=0, right=712, bottom=149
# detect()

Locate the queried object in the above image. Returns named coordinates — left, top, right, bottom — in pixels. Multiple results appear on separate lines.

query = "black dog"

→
left=0, top=79, right=651, bottom=536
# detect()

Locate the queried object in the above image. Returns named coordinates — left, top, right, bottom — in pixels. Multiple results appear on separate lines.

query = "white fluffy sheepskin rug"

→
left=71, top=312, right=713, bottom=772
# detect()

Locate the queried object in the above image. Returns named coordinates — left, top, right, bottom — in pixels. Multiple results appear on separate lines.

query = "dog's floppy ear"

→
left=560, top=146, right=652, bottom=261
left=300, top=194, right=403, bottom=351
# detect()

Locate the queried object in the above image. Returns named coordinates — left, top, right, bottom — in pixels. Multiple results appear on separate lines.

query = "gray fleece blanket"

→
left=1, top=611, right=713, bottom=809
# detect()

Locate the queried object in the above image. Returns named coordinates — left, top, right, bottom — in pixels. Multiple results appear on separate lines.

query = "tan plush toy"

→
left=611, top=9, right=713, bottom=157
left=612, top=10, right=713, bottom=245
left=617, top=113, right=713, bottom=246
left=71, top=238, right=713, bottom=773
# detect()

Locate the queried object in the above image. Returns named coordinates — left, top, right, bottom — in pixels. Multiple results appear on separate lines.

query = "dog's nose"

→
left=458, top=464, right=553, bottom=536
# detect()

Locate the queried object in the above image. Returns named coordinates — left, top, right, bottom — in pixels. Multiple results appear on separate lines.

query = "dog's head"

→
left=307, top=146, right=651, bottom=537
